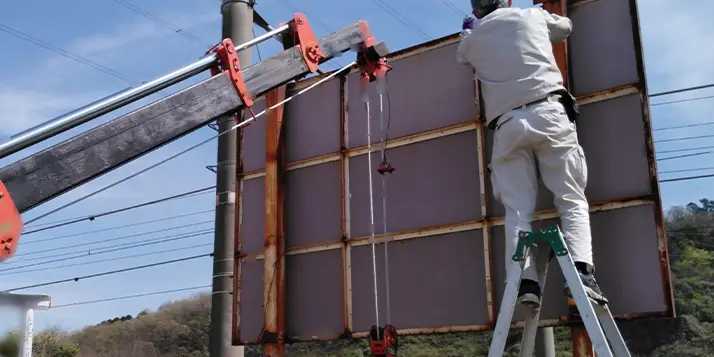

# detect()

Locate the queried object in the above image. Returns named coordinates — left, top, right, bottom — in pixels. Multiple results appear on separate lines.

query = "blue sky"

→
left=0, top=0, right=712, bottom=335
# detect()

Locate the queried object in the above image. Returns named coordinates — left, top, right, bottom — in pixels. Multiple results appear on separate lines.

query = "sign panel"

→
left=234, top=0, right=673, bottom=344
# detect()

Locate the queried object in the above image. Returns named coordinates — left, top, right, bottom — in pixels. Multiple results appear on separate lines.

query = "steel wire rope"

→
left=2, top=243, right=213, bottom=276
left=660, top=166, right=714, bottom=175
left=0, top=229, right=213, bottom=272
left=438, top=0, right=468, bottom=16
left=660, top=173, right=714, bottom=183
left=50, top=284, right=213, bottom=309
left=377, top=90, right=392, bottom=324
left=364, top=99, right=381, bottom=332
left=22, top=209, right=214, bottom=245
left=654, top=121, right=714, bottom=131
left=22, top=185, right=215, bottom=233
left=23, top=61, right=357, bottom=225
left=655, top=134, right=714, bottom=144
left=4, top=252, right=213, bottom=292
left=15, top=220, right=214, bottom=257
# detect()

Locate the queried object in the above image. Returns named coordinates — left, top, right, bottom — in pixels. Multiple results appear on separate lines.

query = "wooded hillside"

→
left=2, top=199, right=714, bottom=357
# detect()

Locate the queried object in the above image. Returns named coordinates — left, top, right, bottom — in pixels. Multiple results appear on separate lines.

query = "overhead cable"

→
left=0, top=230, right=213, bottom=272
left=17, top=220, right=213, bottom=257
left=650, top=83, right=714, bottom=98
left=660, top=173, right=714, bottom=183
left=654, top=120, right=714, bottom=131
left=655, top=134, right=714, bottom=144
left=367, top=0, right=431, bottom=41
left=0, top=23, right=135, bottom=84
left=50, top=284, right=212, bottom=309
left=657, top=151, right=711, bottom=161
left=2, top=244, right=213, bottom=276
left=658, top=145, right=714, bottom=154
left=22, top=209, right=214, bottom=245
left=23, top=62, right=356, bottom=224
left=23, top=185, right=215, bottom=232
left=437, top=0, right=468, bottom=16
left=4, top=252, right=213, bottom=292
left=110, top=0, right=213, bottom=47
left=659, top=166, right=714, bottom=175
left=651, top=94, right=714, bottom=107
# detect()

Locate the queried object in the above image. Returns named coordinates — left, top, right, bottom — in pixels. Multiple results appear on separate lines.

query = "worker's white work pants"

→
left=490, top=99, right=593, bottom=283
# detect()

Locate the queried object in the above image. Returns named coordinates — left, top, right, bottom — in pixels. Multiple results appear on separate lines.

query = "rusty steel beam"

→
left=339, top=75, right=354, bottom=338
left=571, top=325, right=595, bottom=357
left=539, top=0, right=590, bottom=351
left=625, top=0, right=676, bottom=319
left=239, top=196, right=657, bottom=261
left=240, top=121, right=479, bottom=180
left=263, top=86, right=287, bottom=356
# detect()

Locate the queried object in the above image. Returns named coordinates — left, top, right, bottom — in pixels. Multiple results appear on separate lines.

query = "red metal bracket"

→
left=206, top=38, right=254, bottom=107
left=369, top=324, right=398, bottom=357
left=357, top=21, right=391, bottom=86
left=280, top=13, right=324, bottom=73
left=0, top=181, right=23, bottom=263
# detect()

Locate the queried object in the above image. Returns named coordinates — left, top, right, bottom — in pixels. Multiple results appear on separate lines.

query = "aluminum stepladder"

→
left=487, top=225, right=632, bottom=357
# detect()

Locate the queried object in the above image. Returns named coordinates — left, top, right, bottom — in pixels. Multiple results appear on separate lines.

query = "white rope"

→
left=365, top=99, right=381, bottom=331
left=378, top=93, right=392, bottom=324
left=26, top=61, right=357, bottom=225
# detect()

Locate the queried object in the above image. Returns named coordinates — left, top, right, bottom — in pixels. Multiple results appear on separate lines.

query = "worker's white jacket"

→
left=456, top=7, right=573, bottom=125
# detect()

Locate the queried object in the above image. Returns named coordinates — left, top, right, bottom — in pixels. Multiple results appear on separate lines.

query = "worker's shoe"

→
left=564, top=262, right=609, bottom=305
left=517, top=279, right=541, bottom=309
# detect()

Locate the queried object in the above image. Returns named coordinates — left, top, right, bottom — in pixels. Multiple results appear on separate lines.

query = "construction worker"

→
left=456, top=0, right=608, bottom=309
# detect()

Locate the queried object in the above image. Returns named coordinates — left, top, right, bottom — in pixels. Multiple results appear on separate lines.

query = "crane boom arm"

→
left=0, top=18, right=390, bottom=261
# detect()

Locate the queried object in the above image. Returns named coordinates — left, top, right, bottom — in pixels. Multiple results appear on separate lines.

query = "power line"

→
left=23, top=185, right=215, bottom=234
left=651, top=94, right=714, bottom=107
left=650, top=83, right=714, bottom=98
left=657, top=151, right=711, bottom=161
left=654, top=120, right=714, bottom=131
left=110, top=0, right=213, bottom=47
left=4, top=252, right=213, bottom=292
left=658, top=145, right=714, bottom=154
left=367, top=0, right=431, bottom=41
left=660, top=166, right=714, bottom=175
left=4, top=244, right=212, bottom=276
left=22, top=209, right=214, bottom=246
left=660, top=173, right=714, bottom=183
left=0, top=23, right=135, bottom=84
left=17, top=220, right=213, bottom=257
left=437, top=0, right=468, bottom=16
left=51, top=284, right=212, bottom=309
left=0, top=230, right=213, bottom=272
left=655, top=134, right=714, bottom=144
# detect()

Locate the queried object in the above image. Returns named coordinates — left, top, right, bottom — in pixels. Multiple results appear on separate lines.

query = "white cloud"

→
left=0, top=87, right=106, bottom=135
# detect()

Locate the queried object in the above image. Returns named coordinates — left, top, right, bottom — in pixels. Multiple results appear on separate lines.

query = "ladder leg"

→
left=488, top=259, right=526, bottom=357
left=519, top=245, right=552, bottom=357
left=593, top=304, right=631, bottom=357
left=556, top=253, right=613, bottom=357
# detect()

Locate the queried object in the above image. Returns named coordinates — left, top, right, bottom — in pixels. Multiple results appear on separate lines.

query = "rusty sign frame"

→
left=232, top=0, right=674, bottom=346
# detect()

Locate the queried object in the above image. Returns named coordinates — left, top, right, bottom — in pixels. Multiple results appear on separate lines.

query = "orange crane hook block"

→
left=0, top=181, right=22, bottom=262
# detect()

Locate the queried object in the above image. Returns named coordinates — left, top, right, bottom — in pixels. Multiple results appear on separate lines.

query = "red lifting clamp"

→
left=369, top=324, right=398, bottom=357
left=377, top=160, right=394, bottom=175
left=206, top=38, right=254, bottom=108
left=356, top=21, right=391, bottom=86
left=280, top=13, right=325, bottom=73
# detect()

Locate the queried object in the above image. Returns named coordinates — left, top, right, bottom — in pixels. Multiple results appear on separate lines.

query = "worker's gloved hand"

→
left=462, top=15, right=476, bottom=30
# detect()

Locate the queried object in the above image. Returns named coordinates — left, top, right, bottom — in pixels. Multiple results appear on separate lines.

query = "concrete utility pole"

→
left=0, top=292, right=51, bottom=357
left=535, top=327, right=557, bottom=357
left=211, top=1, right=253, bottom=357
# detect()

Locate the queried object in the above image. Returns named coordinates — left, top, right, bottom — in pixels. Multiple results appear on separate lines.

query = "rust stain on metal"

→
left=263, top=85, right=287, bottom=357
left=576, top=83, right=641, bottom=106
left=572, top=325, right=595, bottom=357
left=626, top=0, right=676, bottom=319
left=339, top=75, right=354, bottom=336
